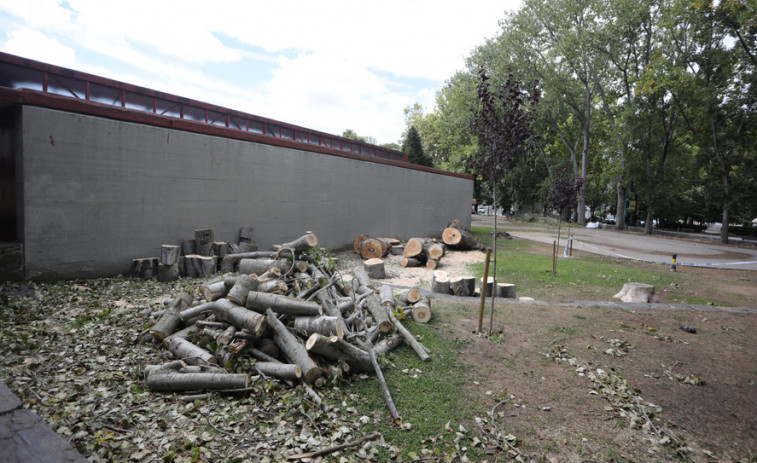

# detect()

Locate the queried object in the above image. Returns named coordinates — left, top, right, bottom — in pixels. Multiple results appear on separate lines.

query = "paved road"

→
left=472, top=215, right=757, bottom=271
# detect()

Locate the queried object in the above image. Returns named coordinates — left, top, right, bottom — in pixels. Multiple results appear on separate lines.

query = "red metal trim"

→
left=43, top=71, right=47, bottom=92
left=121, top=89, right=125, bottom=107
left=153, top=97, right=156, bottom=113
left=85, top=81, right=90, bottom=100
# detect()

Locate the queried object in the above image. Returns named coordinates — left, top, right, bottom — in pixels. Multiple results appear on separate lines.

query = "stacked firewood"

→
left=132, top=227, right=259, bottom=282
left=141, top=233, right=431, bottom=406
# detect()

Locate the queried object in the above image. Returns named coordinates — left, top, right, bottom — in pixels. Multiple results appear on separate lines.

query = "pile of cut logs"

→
left=132, top=227, right=259, bottom=281
left=141, top=233, right=431, bottom=414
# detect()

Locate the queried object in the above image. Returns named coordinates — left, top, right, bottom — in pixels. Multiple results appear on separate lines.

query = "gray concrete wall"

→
left=20, top=106, right=472, bottom=280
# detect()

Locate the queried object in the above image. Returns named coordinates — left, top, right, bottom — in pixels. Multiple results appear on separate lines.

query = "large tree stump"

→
left=158, top=263, right=179, bottom=282
left=267, top=309, right=322, bottom=384
left=185, top=255, right=215, bottom=277
left=213, top=299, right=267, bottom=338
left=450, top=276, right=471, bottom=297
left=161, top=245, right=181, bottom=265
left=146, top=372, right=248, bottom=392
left=412, top=297, right=432, bottom=323
left=194, top=229, right=215, bottom=256
left=131, top=257, right=158, bottom=279
left=613, top=283, right=657, bottom=303
left=364, top=258, right=385, bottom=279
left=246, top=292, right=322, bottom=316
left=495, top=283, right=516, bottom=299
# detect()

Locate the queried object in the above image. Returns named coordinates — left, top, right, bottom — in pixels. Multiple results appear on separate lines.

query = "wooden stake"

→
left=477, top=248, right=491, bottom=333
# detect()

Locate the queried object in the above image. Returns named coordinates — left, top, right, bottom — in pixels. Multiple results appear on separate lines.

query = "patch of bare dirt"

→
left=437, top=299, right=757, bottom=462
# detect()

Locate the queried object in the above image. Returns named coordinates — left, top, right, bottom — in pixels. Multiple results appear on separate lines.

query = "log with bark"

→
left=480, top=276, right=495, bottom=297
left=442, top=227, right=482, bottom=250
left=161, top=245, right=181, bottom=265
left=213, top=298, right=268, bottom=338
left=305, top=334, right=372, bottom=372
left=238, top=258, right=292, bottom=276
left=194, top=228, right=215, bottom=256
left=387, top=305, right=430, bottom=362
left=378, top=285, right=396, bottom=309
left=364, top=258, right=385, bottom=279
left=423, top=242, right=446, bottom=260
left=179, top=302, right=214, bottom=324
left=396, top=288, right=421, bottom=305
left=613, top=282, right=657, bottom=303
left=431, top=272, right=451, bottom=295
left=185, top=255, right=216, bottom=277
left=267, top=309, right=322, bottom=384
left=293, top=315, right=344, bottom=339
left=246, top=292, right=322, bottom=316
left=226, top=274, right=257, bottom=305
left=147, top=372, right=248, bottom=392
left=401, top=257, right=425, bottom=268
left=167, top=337, right=217, bottom=365
left=403, top=237, right=434, bottom=258
left=425, top=258, right=441, bottom=270
left=365, top=293, right=392, bottom=333
left=353, top=234, right=370, bottom=254
left=254, top=362, right=302, bottom=381
left=150, top=292, right=193, bottom=341
left=131, top=257, right=158, bottom=279
left=257, top=279, right=288, bottom=294
left=239, top=226, right=255, bottom=244
left=359, top=238, right=391, bottom=259
left=201, top=281, right=228, bottom=302
left=158, top=263, right=179, bottom=282
left=220, top=251, right=279, bottom=272
left=495, top=283, right=516, bottom=299
left=352, top=266, right=375, bottom=291
left=412, top=296, right=432, bottom=323
left=373, top=334, right=404, bottom=355
left=390, top=245, right=405, bottom=256
left=449, top=276, right=471, bottom=297
left=277, top=233, right=319, bottom=256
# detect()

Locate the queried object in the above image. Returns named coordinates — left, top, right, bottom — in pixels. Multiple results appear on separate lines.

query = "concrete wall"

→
left=20, top=106, right=472, bottom=280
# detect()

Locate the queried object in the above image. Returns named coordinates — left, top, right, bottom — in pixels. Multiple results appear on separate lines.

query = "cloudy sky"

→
left=0, top=1, right=521, bottom=144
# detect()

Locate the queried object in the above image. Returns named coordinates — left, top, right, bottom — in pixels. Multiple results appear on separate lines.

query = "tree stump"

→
left=431, top=274, right=451, bottom=294
left=131, top=257, right=158, bottom=279
left=161, top=245, right=181, bottom=265
left=185, top=255, right=216, bottom=277
left=480, top=276, right=495, bottom=297
left=495, top=283, right=516, bottom=299
left=412, top=296, right=432, bottom=323
left=158, top=263, right=179, bottom=282
left=194, top=229, right=215, bottom=256
left=449, top=276, right=471, bottom=297
left=390, top=245, right=405, bottom=256
left=613, top=283, right=657, bottom=303
left=239, top=227, right=254, bottom=243
left=364, top=258, right=385, bottom=279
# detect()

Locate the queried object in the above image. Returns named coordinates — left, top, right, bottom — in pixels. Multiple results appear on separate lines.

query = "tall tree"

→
left=401, top=126, right=433, bottom=167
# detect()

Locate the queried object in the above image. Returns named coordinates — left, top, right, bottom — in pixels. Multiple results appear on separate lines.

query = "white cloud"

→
left=4, top=29, right=77, bottom=68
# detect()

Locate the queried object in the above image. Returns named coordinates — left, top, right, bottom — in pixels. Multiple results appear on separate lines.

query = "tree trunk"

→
left=449, top=276, right=471, bottom=297
left=396, top=288, right=421, bottom=305
left=412, top=297, right=432, bottom=323
left=616, top=179, right=626, bottom=230
left=213, top=299, right=267, bottom=338
left=161, top=245, right=181, bottom=265
left=305, top=333, right=372, bottom=372
left=365, top=293, right=391, bottom=332
left=238, top=258, right=291, bottom=276
left=150, top=292, right=192, bottom=341
left=378, top=285, right=396, bottom=309
left=220, top=251, right=278, bottom=272
left=644, top=209, right=654, bottom=235
left=194, top=229, right=215, bottom=256
left=267, top=309, right=322, bottom=384
left=185, top=255, right=216, bottom=277
left=158, top=263, right=179, bottom=282
left=254, top=362, right=302, bottom=381
left=387, top=309, right=430, bottom=362
left=226, top=274, right=257, bottom=305
left=293, top=315, right=344, bottom=339
left=364, top=258, right=385, bottom=279
left=167, top=337, right=217, bottom=365
left=431, top=274, right=450, bottom=294
left=442, top=227, right=481, bottom=250
left=146, top=372, right=247, bottom=392
left=246, top=292, right=322, bottom=316
left=495, top=283, right=516, bottom=299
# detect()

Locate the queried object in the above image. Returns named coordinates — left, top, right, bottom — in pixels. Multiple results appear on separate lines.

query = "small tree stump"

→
left=480, top=276, right=495, bottom=297
left=431, top=274, right=451, bottom=294
left=194, top=229, right=214, bottom=256
left=613, top=283, right=657, bottom=303
left=449, top=276, right=471, bottom=297
left=131, top=257, right=158, bottom=279
left=364, top=258, right=385, bottom=279
left=158, top=263, right=179, bottom=282
left=495, top=283, right=516, bottom=299
left=161, top=245, right=181, bottom=265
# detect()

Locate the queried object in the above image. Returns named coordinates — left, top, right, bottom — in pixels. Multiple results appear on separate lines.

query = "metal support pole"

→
left=671, top=253, right=677, bottom=272
left=552, top=241, right=557, bottom=275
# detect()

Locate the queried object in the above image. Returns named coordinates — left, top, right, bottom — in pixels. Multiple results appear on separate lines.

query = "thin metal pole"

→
left=552, top=241, right=557, bottom=275
left=477, top=248, right=491, bottom=333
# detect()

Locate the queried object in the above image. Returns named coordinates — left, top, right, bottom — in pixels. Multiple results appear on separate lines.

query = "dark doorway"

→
left=0, top=105, right=17, bottom=242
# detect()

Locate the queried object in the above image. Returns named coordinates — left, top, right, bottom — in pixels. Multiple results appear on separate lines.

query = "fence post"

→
left=671, top=253, right=677, bottom=272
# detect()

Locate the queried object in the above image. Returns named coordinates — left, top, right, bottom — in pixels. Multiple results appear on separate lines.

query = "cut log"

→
left=213, top=299, right=267, bottom=338
left=227, top=274, right=257, bottom=305
left=379, top=285, right=396, bottom=309
left=257, top=279, right=288, bottom=294
left=449, top=276, right=471, bottom=297
left=237, top=241, right=257, bottom=253
left=146, top=372, right=247, bottom=392
left=387, top=308, right=430, bottom=361
left=495, top=283, right=516, bottom=299
left=246, top=292, right=322, bottom=316
left=201, top=281, right=228, bottom=302
left=613, top=282, right=657, bottom=303
left=161, top=245, right=181, bottom=265
left=401, top=257, right=424, bottom=268
left=181, top=239, right=196, bottom=256
left=158, top=263, right=179, bottom=282
left=352, top=266, right=375, bottom=290
left=431, top=274, right=451, bottom=294
left=254, top=362, right=302, bottom=381
left=425, top=258, right=441, bottom=270
left=267, top=309, right=322, bottom=384
left=194, top=229, right=215, bottom=256
left=359, top=238, right=390, bottom=259
left=293, top=315, right=344, bottom=338
left=238, top=258, right=291, bottom=276
left=364, top=258, right=385, bottom=279
left=396, top=288, right=421, bottom=305
left=239, top=227, right=254, bottom=243
left=353, top=234, right=370, bottom=253
left=480, top=276, right=495, bottom=297
left=131, top=257, right=158, bottom=279
left=305, top=334, right=372, bottom=372
left=424, top=242, right=446, bottom=260
left=462, top=276, right=477, bottom=296
left=150, top=292, right=192, bottom=341
left=167, top=337, right=217, bottom=365
left=446, top=218, right=468, bottom=231
left=212, top=241, right=230, bottom=261
left=412, top=297, right=432, bottom=323
left=373, top=334, right=404, bottom=355
left=179, top=302, right=214, bottom=323
left=442, top=227, right=481, bottom=250
left=390, top=245, right=405, bottom=256
left=403, top=237, right=433, bottom=258
left=220, top=251, right=278, bottom=272
left=280, top=233, right=319, bottom=253
left=366, top=293, right=392, bottom=333
left=185, top=255, right=216, bottom=277
left=144, top=360, right=185, bottom=377
left=257, top=267, right=282, bottom=282
left=255, top=338, right=280, bottom=360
